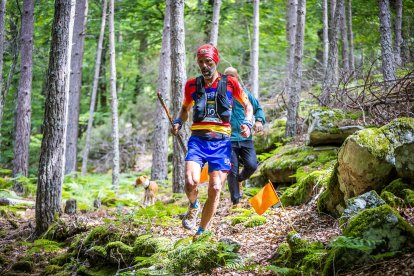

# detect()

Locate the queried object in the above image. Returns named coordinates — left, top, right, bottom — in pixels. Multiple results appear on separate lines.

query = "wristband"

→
left=256, top=117, right=263, bottom=123
left=173, top=118, right=183, bottom=130
left=242, top=118, right=253, bottom=130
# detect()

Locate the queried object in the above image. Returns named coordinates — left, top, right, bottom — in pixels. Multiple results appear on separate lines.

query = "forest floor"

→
left=1, top=183, right=414, bottom=275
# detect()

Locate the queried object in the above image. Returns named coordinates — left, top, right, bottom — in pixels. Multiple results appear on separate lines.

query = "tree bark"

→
left=320, top=0, right=342, bottom=105
left=35, top=0, right=76, bottom=236
left=339, top=0, right=349, bottom=74
left=378, top=0, right=396, bottom=82
left=394, top=0, right=403, bottom=66
left=323, top=0, right=328, bottom=71
left=347, top=0, right=355, bottom=72
left=151, top=0, right=171, bottom=181
left=285, top=0, right=306, bottom=137
left=65, top=0, right=88, bottom=175
left=170, top=0, right=188, bottom=193
left=209, top=0, right=221, bottom=46
left=12, top=0, right=35, bottom=193
left=250, top=0, right=260, bottom=98
left=81, top=0, right=107, bottom=176
left=0, top=0, right=6, bottom=104
left=284, top=0, right=297, bottom=97
left=108, top=0, right=120, bottom=189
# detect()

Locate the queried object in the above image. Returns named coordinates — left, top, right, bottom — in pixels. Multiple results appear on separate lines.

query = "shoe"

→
left=232, top=203, right=243, bottom=209
left=182, top=203, right=200, bottom=230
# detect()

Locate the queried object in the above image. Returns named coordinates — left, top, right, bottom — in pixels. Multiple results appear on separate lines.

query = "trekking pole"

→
left=157, top=91, right=187, bottom=155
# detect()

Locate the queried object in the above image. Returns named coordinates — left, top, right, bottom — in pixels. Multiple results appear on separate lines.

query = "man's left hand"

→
left=240, top=124, right=251, bottom=138
left=253, top=121, right=263, bottom=133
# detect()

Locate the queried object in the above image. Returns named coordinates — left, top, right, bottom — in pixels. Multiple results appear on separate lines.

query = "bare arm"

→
left=240, top=99, right=254, bottom=138
left=171, top=105, right=191, bottom=135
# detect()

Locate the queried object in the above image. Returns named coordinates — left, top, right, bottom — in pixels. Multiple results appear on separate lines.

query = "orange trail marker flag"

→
left=199, top=165, right=209, bottom=184
left=249, top=180, right=280, bottom=215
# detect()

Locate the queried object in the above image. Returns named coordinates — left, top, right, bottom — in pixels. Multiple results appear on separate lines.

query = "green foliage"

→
left=25, top=239, right=63, bottom=254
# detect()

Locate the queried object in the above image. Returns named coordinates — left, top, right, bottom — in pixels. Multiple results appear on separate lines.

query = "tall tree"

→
left=323, top=0, right=329, bottom=71
left=250, top=0, right=259, bottom=98
left=320, top=0, right=343, bottom=105
left=151, top=0, right=171, bottom=181
left=347, top=0, right=355, bottom=72
left=108, top=0, right=120, bottom=188
left=0, top=0, right=5, bottom=101
left=12, top=0, right=34, bottom=193
left=339, top=0, right=349, bottom=74
left=209, top=0, right=221, bottom=46
left=378, top=0, right=396, bottom=82
left=284, top=0, right=297, bottom=96
left=35, top=0, right=75, bottom=235
left=81, top=0, right=107, bottom=176
left=394, top=0, right=403, bottom=66
left=170, top=0, right=188, bottom=193
left=65, top=0, right=88, bottom=174
left=285, top=0, right=306, bottom=137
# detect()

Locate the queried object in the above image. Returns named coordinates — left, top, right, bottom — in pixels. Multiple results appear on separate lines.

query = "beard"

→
left=201, top=64, right=217, bottom=79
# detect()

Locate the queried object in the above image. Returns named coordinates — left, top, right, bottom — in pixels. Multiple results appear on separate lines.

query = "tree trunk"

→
left=323, top=0, right=328, bottom=71
left=394, top=0, right=403, bottom=66
left=81, top=0, right=107, bottom=176
left=285, top=0, right=306, bottom=137
left=284, top=0, right=297, bottom=97
left=151, top=0, right=171, bottom=181
left=98, top=41, right=107, bottom=110
left=0, top=0, right=6, bottom=103
left=170, top=0, right=188, bottom=193
left=108, top=0, right=120, bottom=189
left=35, top=0, right=76, bottom=236
left=0, top=13, right=18, bottom=136
left=65, top=0, right=88, bottom=175
left=209, top=0, right=221, bottom=46
left=378, top=0, right=396, bottom=82
left=329, top=0, right=338, bottom=80
left=12, top=0, right=35, bottom=193
left=339, top=0, right=349, bottom=74
left=347, top=0, right=355, bottom=72
left=320, top=0, right=342, bottom=105
left=250, top=0, right=260, bottom=98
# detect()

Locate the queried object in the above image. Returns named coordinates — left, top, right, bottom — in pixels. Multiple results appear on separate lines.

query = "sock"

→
left=196, top=226, right=205, bottom=235
left=191, top=199, right=199, bottom=208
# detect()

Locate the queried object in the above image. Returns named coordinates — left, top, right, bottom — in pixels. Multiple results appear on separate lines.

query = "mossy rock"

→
left=380, top=191, right=406, bottom=208
left=306, top=108, right=363, bottom=146
left=42, top=264, right=63, bottom=275
left=260, top=145, right=337, bottom=185
left=244, top=215, right=267, bottom=228
left=337, top=118, right=414, bottom=200
left=395, top=142, right=414, bottom=183
left=254, top=118, right=287, bottom=154
left=317, top=163, right=346, bottom=217
left=281, top=169, right=332, bottom=206
left=11, top=260, right=34, bottom=273
left=133, top=234, right=173, bottom=257
left=85, top=245, right=107, bottom=264
left=381, top=178, right=414, bottom=207
left=273, top=232, right=327, bottom=273
left=344, top=205, right=414, bottom=252
left=339, top=191, right=386, bottom=227
left=106, top=241, right=134, bottom=265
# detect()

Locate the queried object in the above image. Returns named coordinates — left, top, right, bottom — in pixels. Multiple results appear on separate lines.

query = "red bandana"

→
left=196, top=44, right=219, bottom=64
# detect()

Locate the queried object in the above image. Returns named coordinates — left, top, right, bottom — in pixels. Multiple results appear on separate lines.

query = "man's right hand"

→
left=171, top=124, right=180, bottom=136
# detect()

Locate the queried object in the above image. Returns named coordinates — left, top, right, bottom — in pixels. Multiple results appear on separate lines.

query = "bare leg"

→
left=185, top=161, right=201, bottom=204
left=199, top=170, right=227, bottom=229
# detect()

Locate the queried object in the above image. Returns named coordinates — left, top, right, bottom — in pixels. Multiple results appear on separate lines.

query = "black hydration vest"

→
left=193, top=75, right=232, bottom=123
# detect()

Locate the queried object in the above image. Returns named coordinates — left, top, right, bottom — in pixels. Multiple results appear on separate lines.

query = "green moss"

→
left=28, top=239, right=62, bottom=254
left=89, top=245, right=107, bottom=257
left=244, top=215, right=267, bottom=228
left=344, top=205, right=414, bottom=252
left=230, top=215, right=249, bottom=226
left=50, top=253, right=70, bottom=266
left=380, top=191, right=406, bottom=208
left=382, top=178, right=412, bottom=198
left=11, top=260, right=34, bottom=272
left=353, top=128, right=391, bottom=159
left=0, top=177, right=13, bottom=189
left=133, top=234, right=173, bottom=257
left=83, top=225, right=121, bottom=248
left=403, top=189, right=414, bottom=205
left=273, top=243, right=291, bottom=266
left=317, top=163, right=345, bottom=217
left=254, top=118, right=287, bottom=154
left=42, top=265, right=63, bottom=275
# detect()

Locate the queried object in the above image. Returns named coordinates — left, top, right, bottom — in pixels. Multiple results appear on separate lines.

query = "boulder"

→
left=337, top=118, right=414, bottom=200
left=259, top=145, right=337, bottom=185
left=395, top=142, right=414, bottom=183
left=253, top=118, right=286, bottom=154
left=339, top=191, right=386, bottom=226
left=306, top=108, right=363, bottom=146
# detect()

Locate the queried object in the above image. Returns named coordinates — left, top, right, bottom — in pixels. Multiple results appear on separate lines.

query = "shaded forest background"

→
left=0, top=0, right=413, bottom=176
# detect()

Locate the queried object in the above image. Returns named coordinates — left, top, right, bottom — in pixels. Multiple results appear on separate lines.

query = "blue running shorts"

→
left=185, top=136, right=232, bottom=172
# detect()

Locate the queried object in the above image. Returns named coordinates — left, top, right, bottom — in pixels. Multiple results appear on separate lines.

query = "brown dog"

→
left=135, top=175, right=158, bottom=206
